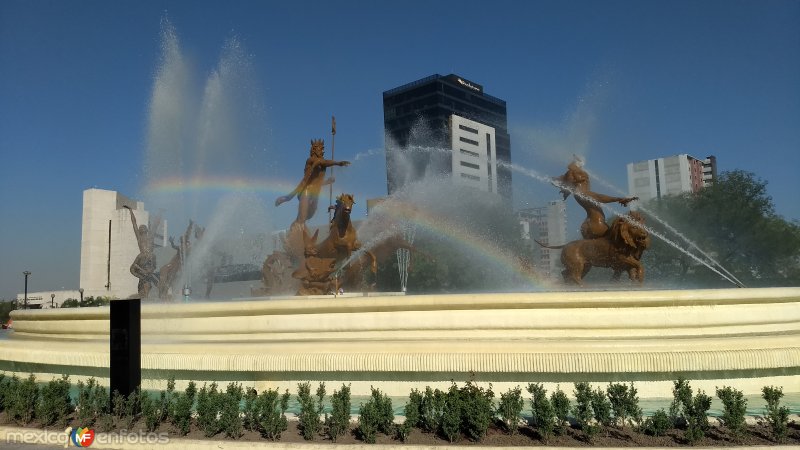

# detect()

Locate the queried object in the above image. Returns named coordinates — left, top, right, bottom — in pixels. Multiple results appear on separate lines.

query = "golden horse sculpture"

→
left=538, top=211, right=650, bottom=285
left=289, top=194, right=377, bottom=295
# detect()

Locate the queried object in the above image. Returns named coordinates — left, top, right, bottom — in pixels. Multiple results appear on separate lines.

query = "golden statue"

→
left=275, top=139, right=350, bottom=262
left=275, top=139, right=350, bottom=227
left=537, top=212, right=650, bottom=285
left=554, top=156, right=638, bottom=239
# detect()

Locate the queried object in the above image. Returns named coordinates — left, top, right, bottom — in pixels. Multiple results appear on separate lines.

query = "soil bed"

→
left=4, top=412, right=798, bottom=447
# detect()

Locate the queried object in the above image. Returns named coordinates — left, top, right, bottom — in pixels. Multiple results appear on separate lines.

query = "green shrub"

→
left=76, top=378, right=108, bottom=427
left=257, top=388, right=290, bottom=440
left=607, top=382, right=642, bottom=428
left=196, top=382, right=222, bottom=437
left=61, top=295, right=111, bottom=308
left=643, top=408, right=671, bottom=436
left=0, top=373, right=8, bottom=413
left=325, top=384, right=351, bottom=442
left=668, top=379, right=711, bottom=444
left=219, top=382, right=243, bottom=439
left=550, top=386, right=570, bottom=435
left=36, top=375, right=72, bottom=427
left=171, top=381, right=196, bottom=436
left=397, top=388, right=422, bottom=441
left=297, top=382, right=325, bottom=440
left=497, top=385, right=524, bottom=435
left=111, top=388, right=141, bottom=430
left=527, top=383, right=556, bottom=442
left=669, top=377, right=692, bottom=427
left=141, top=379, right=174, bottom=432
left=460, top=381, right=494, bottom=441
left=716, top=386, right=747, bottom=439
left=7, top=374, right=38, bottom=425
left=357, top=397, right=379, bottom=443
left=684, top=390, right=712, bottom=444
left=140, top=390, right=159, bottom=432
left=440, top=383, right=462, bottom=443
left=159, top=378, right=175, bottom=424
left=573, top=382, right=598, bottom=441
left=761, top=385, right=790, bottom=443
left=357, top=387, right=392, bottom=443
left=420, top=386, right=445, bottom=433
left=242, top=387, right=259, bottom=431
left=592, top=386, right=613, bottom=431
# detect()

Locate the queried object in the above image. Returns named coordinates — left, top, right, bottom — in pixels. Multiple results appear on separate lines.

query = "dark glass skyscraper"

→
left=382, top=74, right=512, bottom=202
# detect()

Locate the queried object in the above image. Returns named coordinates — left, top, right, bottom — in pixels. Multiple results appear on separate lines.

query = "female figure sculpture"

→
left=554, top=156, right=638, bottom=239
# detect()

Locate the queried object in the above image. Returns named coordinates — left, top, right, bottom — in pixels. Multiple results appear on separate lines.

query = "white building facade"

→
left=518, top=200, right=567, bottom=279
left=15, top=290, right=83, bottom=309
left=79, top=189, right=163, bottom=299
left=449, top=114, right=499, bottom=195
left=627, top=154, right=717, bottom=202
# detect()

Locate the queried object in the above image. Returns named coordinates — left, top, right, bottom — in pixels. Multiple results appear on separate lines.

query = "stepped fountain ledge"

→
left=2, top=286, right=799, bottom=398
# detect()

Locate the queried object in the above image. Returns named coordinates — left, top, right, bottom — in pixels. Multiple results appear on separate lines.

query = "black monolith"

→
left=110, top=298, right=141, bottom=400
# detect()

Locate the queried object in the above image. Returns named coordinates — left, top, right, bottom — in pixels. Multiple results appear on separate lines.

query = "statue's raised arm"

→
left=123, top=205, right=147, bottom=253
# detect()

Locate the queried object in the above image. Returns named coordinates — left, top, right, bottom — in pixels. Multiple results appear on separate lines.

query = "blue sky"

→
left=1, top=0, right=799, bottom=297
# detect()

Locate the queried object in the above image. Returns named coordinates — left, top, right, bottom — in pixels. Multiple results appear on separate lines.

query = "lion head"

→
left=610, top=211, right=649, bottom=252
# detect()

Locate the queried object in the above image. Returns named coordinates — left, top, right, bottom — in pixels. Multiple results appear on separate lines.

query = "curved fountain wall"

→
left=1, top=287, right=799, bottom=398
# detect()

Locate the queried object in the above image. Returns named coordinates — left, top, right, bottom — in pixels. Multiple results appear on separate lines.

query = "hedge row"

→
left=0, top=373, right=793, bottom=444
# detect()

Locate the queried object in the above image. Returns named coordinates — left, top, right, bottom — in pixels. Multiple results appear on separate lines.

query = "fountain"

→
left=0, top=22, right=798, bottom=405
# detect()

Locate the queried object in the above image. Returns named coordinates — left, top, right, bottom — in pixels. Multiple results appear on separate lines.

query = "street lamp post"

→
left=23, top=271, right=31, bottom=309
left=51, top=293, right=55, bottom=308
left=79, top=288, right=84, bottom=307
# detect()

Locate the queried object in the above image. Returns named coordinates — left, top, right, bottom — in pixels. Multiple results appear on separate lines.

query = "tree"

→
left=61, top=296, right=112, bottom=308
left=641, top=170, right=800, bottom=287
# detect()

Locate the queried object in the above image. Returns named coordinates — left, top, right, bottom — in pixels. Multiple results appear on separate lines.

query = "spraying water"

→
left=389, top=139, right=744, bottom=287
left=396, top=222, right=417, bottom=293
left=584, top=168, right=746, bottom=287
left=141, top=19, right=273, bottom=300
left=515, top=163, right=744, bottom=287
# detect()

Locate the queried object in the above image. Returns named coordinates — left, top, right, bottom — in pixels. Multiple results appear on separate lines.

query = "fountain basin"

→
left=1, top=287, right=798, bottom=398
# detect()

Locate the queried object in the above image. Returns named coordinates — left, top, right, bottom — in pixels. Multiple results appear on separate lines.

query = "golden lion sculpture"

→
left=538, top=212, right=650, bottom=285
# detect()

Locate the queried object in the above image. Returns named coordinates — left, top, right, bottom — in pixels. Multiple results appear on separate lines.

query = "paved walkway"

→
left=2, top=426, right=798, bottom=450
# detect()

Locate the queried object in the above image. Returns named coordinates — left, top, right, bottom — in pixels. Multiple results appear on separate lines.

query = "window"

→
left=460, top=148, right=479, bottom=158
left=460, top=161, right=480, bottom=170
left=459, top=136, right=479, bottom=146
left=461, top=173, right=480, bottom=181
left=458, top=124, right=479, bottom=134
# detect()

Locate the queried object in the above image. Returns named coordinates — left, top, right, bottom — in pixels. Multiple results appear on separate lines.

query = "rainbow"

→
left=144, top=175, right=298, bottom=196
left=367, top=201, right=553, bottom=290
left=143, top=176, right=553, bottom=290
